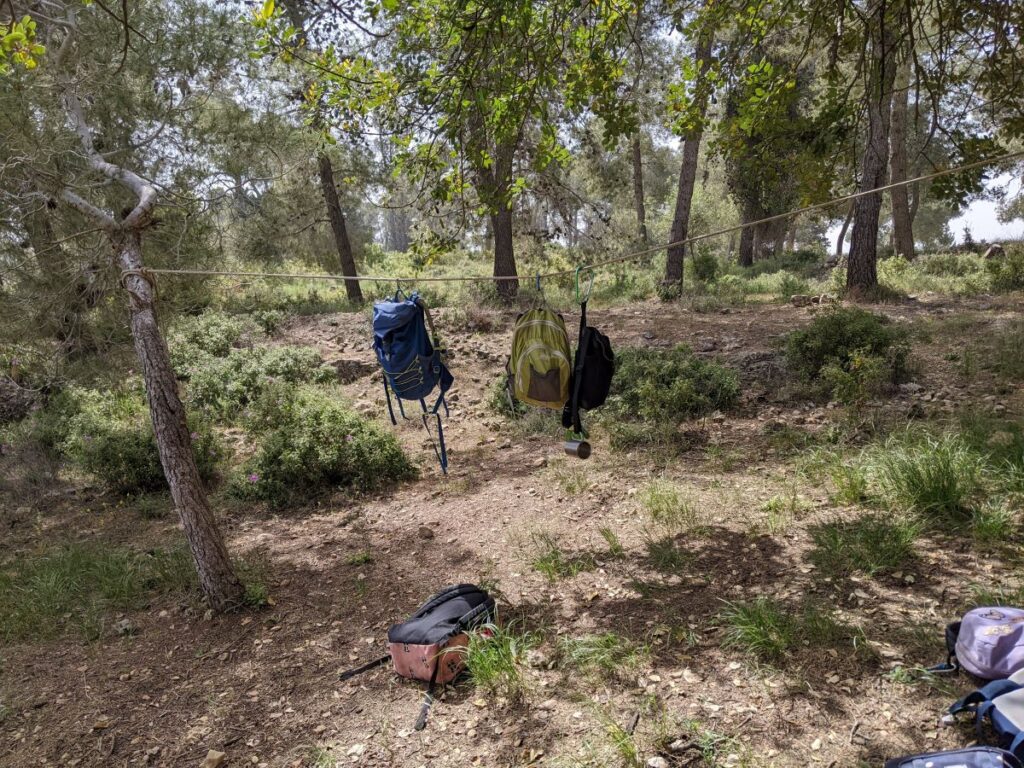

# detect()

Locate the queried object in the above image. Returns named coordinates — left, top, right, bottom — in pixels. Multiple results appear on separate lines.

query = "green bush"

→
left=61, top=387, right=221, bottom=495
left=691, top=251, right=719, bottom=283
left=231, top=385, right=415, bottom=505
left=186, top=345, right=335, bottom=417
left=609, top=345, right=740, bottom=425
left=920, top=252, right=984, bottom=278
left=785, top=307, right=909, bottom=400
left=168, top=311, right=255, bottom=372
left=987, top=247, right=1024, bottom=292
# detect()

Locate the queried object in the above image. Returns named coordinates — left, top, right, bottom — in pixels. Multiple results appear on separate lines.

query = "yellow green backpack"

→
left=506, top=307, right=572, bottom=409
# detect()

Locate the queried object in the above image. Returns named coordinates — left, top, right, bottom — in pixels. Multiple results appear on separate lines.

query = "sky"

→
left=949, top=173, right=1024, bottom=244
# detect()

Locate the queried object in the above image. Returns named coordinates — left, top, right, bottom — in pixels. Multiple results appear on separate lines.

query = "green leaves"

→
left=0, top=15, right=45, bottom=75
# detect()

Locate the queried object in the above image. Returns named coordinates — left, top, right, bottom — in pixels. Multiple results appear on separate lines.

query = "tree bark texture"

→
left=317, top=154, right=363, bottom=303
left=847, top=0, right=901, bottom=294
left=665, top=33, right=713, bottom=285
left=116, top=231, right=244, bottom=611
left=889, top=55, right=914, bottom=260
left=738, top=201, right=757, bottom=267
left=631, top=133, right=648, bottom=244
left=491, top=205, right=517, bottom=300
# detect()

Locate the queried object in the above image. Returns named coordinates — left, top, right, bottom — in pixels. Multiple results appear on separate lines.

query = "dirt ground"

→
left=2, top=295, right=1023, bottom=768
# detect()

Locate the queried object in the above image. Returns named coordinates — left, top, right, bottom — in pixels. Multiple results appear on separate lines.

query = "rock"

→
left=697, top=340, right=717, bottom=352
left=791, top=294, right=813, bottom=307
left=200, top=751, right=226, bottom=768
left=526, top=649, right=548, bottom=668
left=538, top=698, right=557, bottom=710
left=417, top=526, right=435, bottom=540
left=115, top=618, right=136, bottom=636
left=531, top=457, right=547, bottom=468
left=983, top=244, right=1005, bottom=260
left=668, top=739, right=691, bottom=754
left=898, top=382, right=923, bottom=394
left=709, top=410, right=726, bottom=424
left=646, top=758, right=670, bottom=768
left=642, top=331, right=656, bottom=340
left=92, top=716, right=112, bottom=731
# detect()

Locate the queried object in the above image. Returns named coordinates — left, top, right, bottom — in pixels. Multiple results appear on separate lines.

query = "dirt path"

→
left=2, top=297, right=1022, bottom=767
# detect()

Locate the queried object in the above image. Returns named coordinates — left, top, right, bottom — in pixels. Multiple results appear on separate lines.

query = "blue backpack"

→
left=372, top=291, right=453, bottom=472
left=947, top=669, right=1024, bottom=760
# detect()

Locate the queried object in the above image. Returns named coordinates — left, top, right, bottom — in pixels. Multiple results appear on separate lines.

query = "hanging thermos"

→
left=563, top=439, right=592, bottom=459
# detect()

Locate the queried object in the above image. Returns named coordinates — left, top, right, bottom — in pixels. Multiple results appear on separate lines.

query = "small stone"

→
left=538, top=698, right=557, bottom=710
left=346, top=744, right=365, bottom=757
left=646, top=758, right=669, bottom=768
left=709, top=411, right=726, bottom=424
left=115, top=618, right=136, bottom=636
left=417, top=526, right=435, bottom=540
left=92, top=716, right=112, bottom=731
left=811, top=738, right=822, bottom=751
left=200, top=751, right=226, bottom=768
left=899, top=382, right=923, bottom=394
left=531, top=457, right=547, bottom=468
left=668, top=740, right=690, bottom=754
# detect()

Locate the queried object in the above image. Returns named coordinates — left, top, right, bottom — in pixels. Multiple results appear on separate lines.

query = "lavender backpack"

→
left=938, top=608, right=1024, bottom=680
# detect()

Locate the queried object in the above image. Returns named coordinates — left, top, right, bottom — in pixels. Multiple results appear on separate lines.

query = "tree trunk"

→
left=492, top=205, right=517, bottom=301
left=665, top=32, right=713, bottom=285
left=785, top=219, right=797, bottom=252
left=631, top=133, right=648, bottom=244
left=317, top=154, right=363, bottom=303
left=116, top=230, right=244, bottom=612
left=847, top=0, right=900, bottom=295
left=738, top=202, right=756, bottom=267
left=836, top=202, right=854, bottom=260
left=889, top=54, right=914, bottom=260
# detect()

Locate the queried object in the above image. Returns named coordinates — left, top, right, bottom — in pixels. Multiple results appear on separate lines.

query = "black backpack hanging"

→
left=562, top=267, right=614, bottom=436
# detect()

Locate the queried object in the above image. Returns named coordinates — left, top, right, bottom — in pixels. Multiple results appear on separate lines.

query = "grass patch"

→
left=970, top=503, right=1017, bottom=546
left=307, top=746, right=338, bottom=768
left=462, top=620, right=540, bottom=702
left=968, top=583, right=1024, bottom=609
left=599, top=526, right=625, bottom=558
left=720, top=597, right=853, bottom=663
left=645, top=535, right=689, bottom=572
left=640, top=479, right=700, bottom=532
left=344, top=551, right=373, bottom=565
left=870, top=432, right=985, bottom=522
left=549, top=463, right=593, bottom=495
left=809, top=515, right=921, bottom=577
left=559, top=632, right=650, bottom=680
left=530, top=532, right=597, bottom=581
left=0, top=542, right=198, bottom=643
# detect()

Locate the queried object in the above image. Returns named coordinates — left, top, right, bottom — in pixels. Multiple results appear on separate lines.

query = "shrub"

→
left=62, top=387, right=221, bottom=495
left=920, top=252, right=984, bottom=278
left=987, top=247, right=1024, bottom=292
left=168, top=311, right=255, bottom=372
left=186, top=345, right=335, bottom=417
left=870, top=432, right=986, bottom=522
left=610, top=345, right=740, bottom=425
left=231, top=385, right=415, bottom=505
left=691, top=251, right=719, bottom=283
left=810, top=515, right=921, bottom=576
left=988, top=321, right=1024, bottom=380
left=785, top=307, right=909, bottom=400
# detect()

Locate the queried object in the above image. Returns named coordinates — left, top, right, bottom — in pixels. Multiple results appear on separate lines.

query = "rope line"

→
left=144, top=151, right=1023, bottom=286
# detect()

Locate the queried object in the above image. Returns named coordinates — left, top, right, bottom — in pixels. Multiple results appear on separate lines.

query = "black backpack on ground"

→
left=561, top=297, right=614, bottom=434
left=339, top=584, right=495, bottom=731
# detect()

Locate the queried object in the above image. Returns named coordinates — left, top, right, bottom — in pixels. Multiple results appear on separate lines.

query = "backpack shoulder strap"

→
left=339, top=654, right=390, bottom=682
left=456, top=594, right=496, bottom=632
left=950, top=679, right=1024, bottom=716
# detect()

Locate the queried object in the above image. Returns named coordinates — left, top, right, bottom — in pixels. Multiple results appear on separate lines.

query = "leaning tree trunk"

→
left=631, top=133, right=648, bottom=244
left=847, top=0, right=900, bottom=295
left=836, top=202, right=854, bottom=260
left=889, top=54, right=914, bottom=260
left=116, top=231, right=244, bottom=611
left=665, top=32, right=714, bottom=285
left=60, top=72, right=244, bottom=613
left=317, top=154, right=363, bottom=303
